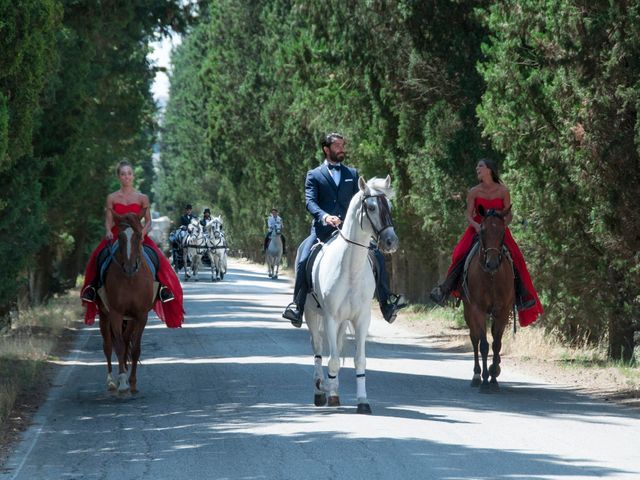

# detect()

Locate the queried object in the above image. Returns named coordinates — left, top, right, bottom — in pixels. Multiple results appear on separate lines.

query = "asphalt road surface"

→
left=2, top=259, right=640, bottom=480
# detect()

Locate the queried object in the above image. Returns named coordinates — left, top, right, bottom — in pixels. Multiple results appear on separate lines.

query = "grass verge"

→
left=401, top=304, right=640, bottom=407
left=0, top=291, right=83, bottom=461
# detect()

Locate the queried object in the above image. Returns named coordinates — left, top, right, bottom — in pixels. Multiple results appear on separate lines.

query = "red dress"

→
left=447, top=197, right=543, bottom=327
left=81, top=203, right=184, bottom=328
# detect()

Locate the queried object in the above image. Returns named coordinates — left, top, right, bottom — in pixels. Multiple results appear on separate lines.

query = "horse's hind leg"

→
left=128, top=317, right=148, bottom=394
left=324, top=320, right=341, bottom=407
left=308, top=312, right=327, bottom=406
left=354, top=315, right=372, bottom=414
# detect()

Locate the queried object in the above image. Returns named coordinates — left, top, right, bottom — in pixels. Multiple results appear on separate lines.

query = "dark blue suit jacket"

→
left=305, top=163, right=360, bottom=242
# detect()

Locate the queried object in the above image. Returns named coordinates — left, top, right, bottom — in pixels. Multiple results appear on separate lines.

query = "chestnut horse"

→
left=98, top=211, right=155, bottom=394
left=462, top=204, right=514, bottom=392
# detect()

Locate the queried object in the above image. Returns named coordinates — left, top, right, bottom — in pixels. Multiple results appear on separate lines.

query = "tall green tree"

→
left=477, top=1, right=640, bottom=359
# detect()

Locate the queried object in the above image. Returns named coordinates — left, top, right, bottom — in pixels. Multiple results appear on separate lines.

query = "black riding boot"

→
left=430, top=260, right=464, bottom=306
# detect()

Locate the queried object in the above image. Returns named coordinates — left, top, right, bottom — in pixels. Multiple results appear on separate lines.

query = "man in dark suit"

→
left=283, top=132, right=407, bottom=327
left=179, top=204, right=196, bottom=227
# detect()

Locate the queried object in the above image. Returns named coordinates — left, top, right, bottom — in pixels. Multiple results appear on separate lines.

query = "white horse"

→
left=183, top=218, right=207, bottom=281
left=303, top=175, right=398, bottom=414
left=204, top=216, right=227, bottom=281
left=266, top=223, right=283, bottom=279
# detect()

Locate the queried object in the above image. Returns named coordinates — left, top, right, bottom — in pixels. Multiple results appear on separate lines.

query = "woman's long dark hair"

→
left=479, top=158, right=502, bottom=184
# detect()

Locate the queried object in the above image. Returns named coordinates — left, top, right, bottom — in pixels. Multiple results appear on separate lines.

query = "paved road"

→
left=2, top=259, right=640, bottom=480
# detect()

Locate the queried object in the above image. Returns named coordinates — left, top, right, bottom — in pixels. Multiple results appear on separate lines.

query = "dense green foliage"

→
left=3, top=0, right=638, bottom=359
left=0, top=1, right=192, bottom=325
left=159, top=0, right=638, bottom=359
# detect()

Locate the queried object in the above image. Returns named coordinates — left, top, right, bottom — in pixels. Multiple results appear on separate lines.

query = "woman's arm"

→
left=105, top=195, right=114, bottom=240
left=503, top=187, right=513, bottom=225
left=141, top=194, right=152, bottom=236
left=466, top=188, right=481, bottom=233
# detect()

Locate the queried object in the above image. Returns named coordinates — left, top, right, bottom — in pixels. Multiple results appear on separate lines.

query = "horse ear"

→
left=384, top=174, right=391, bottom=188
left=112, top=210, right=124, bottom=224
left=477, top=204, right=486, bottom=217
left=140, top=207, right=147, bottom=221
left=358, top=176, right=368, bottom=193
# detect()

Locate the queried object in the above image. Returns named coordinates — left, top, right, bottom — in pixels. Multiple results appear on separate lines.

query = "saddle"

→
left=460, top=240, right=513, bottom=302
left=97, top=242, right=159, bottom=284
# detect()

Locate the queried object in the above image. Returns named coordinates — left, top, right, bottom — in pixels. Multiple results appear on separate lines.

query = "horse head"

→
left=357, top=175, right=398, bottom=253
left=112, top=211, right=145, bottom=277
left=477, top=204, right=512, bottom=272
left=209, top=216, right=223, bottom=240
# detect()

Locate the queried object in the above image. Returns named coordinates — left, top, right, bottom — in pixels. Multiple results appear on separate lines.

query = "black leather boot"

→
left=430, top=261, right=464, bottom=306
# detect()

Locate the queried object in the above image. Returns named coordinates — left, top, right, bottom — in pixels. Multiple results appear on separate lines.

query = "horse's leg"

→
left=354, top=314, right=372, bottom=414
left=306, top=310, right=326, bottom=406
left=110, top=313, right=130, bottom=393
left=488, top=313, right=508, bottom=391
left=99, top=316, right=116, bottom=391
left=129, top=316, right=148, bottom=394
left=464, top=306, right=482, bottom=387
left=478, top=319, right=491, bottom=392
left=323, top=318, right=341, bottom=406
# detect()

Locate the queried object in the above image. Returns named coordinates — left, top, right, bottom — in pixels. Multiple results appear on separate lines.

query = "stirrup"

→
left=159, top=286, right=175, bottom=303
left=388, top=293, right=408, bottom=309
left=81, top=286, right=97, bottom=303
left=282, top=302, right=302, bottom=327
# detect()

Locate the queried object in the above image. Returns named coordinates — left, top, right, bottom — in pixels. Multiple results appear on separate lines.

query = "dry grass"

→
left=400, top=305, right=640, bottom=406
left=0, top=292, right=82, bottom=427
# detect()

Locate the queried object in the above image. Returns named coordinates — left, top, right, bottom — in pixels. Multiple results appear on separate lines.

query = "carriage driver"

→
left=180, top=204, right=196, bottom=227
left=282, top=132, right=408, bottom=327
left=200, top=208, right=212, bottom=227
left=263, top=208, right=287, bottom=255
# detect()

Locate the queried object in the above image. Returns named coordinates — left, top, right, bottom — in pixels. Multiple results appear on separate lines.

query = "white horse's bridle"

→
left=339, top=193, right=393, bottom=250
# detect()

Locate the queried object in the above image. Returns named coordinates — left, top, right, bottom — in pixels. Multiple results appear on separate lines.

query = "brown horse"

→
left=462, top=204, right=514, bottom=392
left=97, top=210, right=155, bottom=394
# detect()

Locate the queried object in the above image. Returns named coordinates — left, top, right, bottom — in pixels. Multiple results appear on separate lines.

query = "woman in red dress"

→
left=80, top=161, right=184, bottom=328
left=430, top=158, right=543, bottom=327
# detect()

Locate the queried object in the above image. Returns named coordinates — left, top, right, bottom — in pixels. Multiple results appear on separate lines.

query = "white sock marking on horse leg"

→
left=356, top=373, right=367, bottom=400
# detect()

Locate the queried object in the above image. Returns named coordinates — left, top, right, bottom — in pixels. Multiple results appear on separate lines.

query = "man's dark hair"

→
left=185, top=204, right=193, bottom=210
left=321, top=132, right=344, bottom=149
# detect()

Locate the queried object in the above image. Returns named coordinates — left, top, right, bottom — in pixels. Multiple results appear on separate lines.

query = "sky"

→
left=148, top=33, right=182, bottom=109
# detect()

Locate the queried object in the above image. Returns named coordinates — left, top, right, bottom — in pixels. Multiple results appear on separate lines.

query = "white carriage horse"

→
left=204, top=216, right=227, bottom=281
left=182, top=218, right=207, bottom=281
left=303, top=175, right=398, bottom=414
left=265, top=223, right=283, bottom=279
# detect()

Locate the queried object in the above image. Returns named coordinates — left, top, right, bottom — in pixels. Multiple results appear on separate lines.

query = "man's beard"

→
left=329, top=151, right=344, bottom=163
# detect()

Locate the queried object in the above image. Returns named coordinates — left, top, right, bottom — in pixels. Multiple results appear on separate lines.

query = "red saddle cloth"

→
left=447, top=197, right=543, bottom=327
left=81, top=203, right=184, bottom=328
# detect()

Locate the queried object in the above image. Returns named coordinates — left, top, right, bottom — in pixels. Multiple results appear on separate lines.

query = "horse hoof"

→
left=328, top=396, right=340, bottom=407
left=470, top=377, right=482, bottom=388
left=107, top=381, right=117, bottom=392
left=479, top=382, right=493, bottom=394
left=357, top=403, right=372, bottom=414
left=314, top=393, right=327, bottom=406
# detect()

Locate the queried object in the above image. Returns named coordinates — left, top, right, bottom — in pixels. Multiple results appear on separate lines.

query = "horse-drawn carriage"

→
left=169, top=216, right=228, bottom=282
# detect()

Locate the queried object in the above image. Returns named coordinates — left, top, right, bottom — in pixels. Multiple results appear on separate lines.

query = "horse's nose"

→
left=379, top=230, right=399, bottom=254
